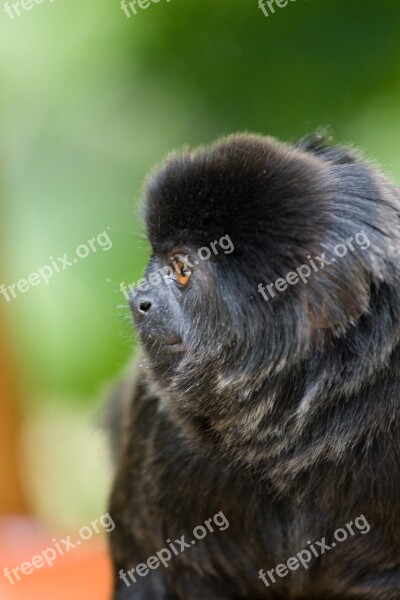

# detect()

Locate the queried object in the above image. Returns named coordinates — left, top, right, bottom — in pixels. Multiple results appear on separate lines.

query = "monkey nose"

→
left=130, top=295, right=152, bottom=317
left=139, top=300, right=152, bottom=313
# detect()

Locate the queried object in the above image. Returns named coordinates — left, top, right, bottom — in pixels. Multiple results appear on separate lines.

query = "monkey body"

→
left=109, top=358, right=400, bottom=599
left=108, top=134, right=400, bottom=599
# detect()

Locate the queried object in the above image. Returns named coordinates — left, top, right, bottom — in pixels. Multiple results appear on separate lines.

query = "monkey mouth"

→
left=140, top=332, right=185, bottom=351
left=163, top=337, right=184, bottom=349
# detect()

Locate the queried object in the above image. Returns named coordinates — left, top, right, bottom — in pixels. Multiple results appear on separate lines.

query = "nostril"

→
left=139, top=301, right=152, bottom=313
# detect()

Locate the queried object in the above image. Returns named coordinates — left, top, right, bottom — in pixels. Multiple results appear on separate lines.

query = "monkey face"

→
left=129, top=243, right=227, bottom=366
left=129, top=249, right=196, bottom=352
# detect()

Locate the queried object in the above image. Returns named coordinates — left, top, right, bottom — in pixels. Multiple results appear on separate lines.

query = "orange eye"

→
left=174, top=259, right=191, bottom=285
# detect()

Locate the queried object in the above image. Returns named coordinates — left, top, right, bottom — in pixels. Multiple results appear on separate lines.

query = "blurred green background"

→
left=1, top=0, right=400, bottom=526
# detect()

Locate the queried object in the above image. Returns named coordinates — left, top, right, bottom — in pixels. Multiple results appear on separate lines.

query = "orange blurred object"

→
left=0, top=518, right=112, bottom=600
left=0, top=315, right=28, bottom=515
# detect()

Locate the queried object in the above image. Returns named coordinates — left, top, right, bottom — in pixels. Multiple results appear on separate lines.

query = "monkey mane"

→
left=144, top=133, right=335, bottom=260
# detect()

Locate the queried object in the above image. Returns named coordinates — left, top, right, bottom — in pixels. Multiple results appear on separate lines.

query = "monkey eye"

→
left=174, top=258, right=192, bottom=286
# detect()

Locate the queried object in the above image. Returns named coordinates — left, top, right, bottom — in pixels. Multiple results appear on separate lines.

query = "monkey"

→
left=107, top=133, right=400, bottom=599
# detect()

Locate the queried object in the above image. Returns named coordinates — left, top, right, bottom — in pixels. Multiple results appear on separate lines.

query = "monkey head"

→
left=128, top=134, right=400, bottom=452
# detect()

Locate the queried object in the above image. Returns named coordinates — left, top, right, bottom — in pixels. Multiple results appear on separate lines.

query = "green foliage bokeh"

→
left=1, top=0, right=400, bottom=405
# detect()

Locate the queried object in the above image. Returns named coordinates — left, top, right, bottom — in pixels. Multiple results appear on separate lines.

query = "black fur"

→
left=108, top=133, right=400, bottom=599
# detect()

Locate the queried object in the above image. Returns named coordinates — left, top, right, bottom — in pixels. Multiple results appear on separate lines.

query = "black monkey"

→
left=108, top=133, right=400, bottom=599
